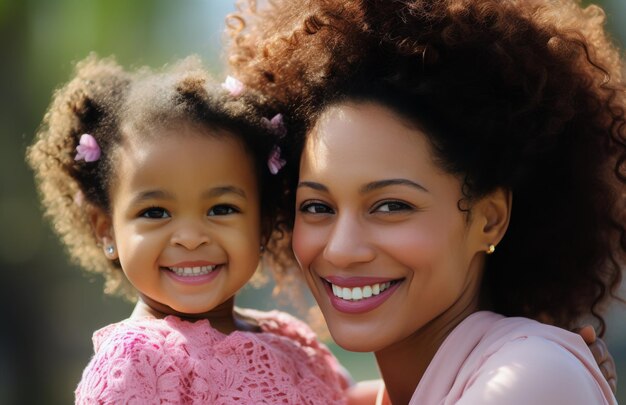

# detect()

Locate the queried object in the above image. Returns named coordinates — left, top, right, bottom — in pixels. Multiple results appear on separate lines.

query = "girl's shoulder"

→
left=76, top=317, right=194, bottom=404
left=239, top=308, right=354, bottom=392
left=91, top=316, right=221, bottom=353
left=77, top=314, right=350, bottom=404
left=239, top=308, right=320, bottom=346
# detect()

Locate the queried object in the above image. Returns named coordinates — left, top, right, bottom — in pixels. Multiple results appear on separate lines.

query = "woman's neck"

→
left=131, top=295, right=258, bottom=335
left=374, top=274, right=482, bottom=405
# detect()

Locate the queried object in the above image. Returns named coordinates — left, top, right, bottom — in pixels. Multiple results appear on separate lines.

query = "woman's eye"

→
left=140, top=207, right=170, bottom=219
left=300, top=202, right=334, bottom=214
left=374, top=201, right=412, bottom=213
left=208, top=205, right=238, bottom=216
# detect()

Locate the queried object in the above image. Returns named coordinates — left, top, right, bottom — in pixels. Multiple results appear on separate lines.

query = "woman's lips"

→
left=322, top=276, right=403, bottom=314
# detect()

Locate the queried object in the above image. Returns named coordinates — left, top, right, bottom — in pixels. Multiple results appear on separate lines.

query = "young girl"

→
left=26, top=54, right=349, bottom=404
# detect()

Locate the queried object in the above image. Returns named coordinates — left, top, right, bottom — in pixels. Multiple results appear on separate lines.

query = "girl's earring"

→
left=486, top=244, right=496, bottom=255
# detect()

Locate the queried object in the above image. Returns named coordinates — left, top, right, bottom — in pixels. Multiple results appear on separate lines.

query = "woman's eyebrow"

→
left=360, top=179, right=429, bottom=194
left=297, top=181, right=328, bottom=192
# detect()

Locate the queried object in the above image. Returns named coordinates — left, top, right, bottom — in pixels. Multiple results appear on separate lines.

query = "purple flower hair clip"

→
left=267, top=145, right=286, bottom=175
left=261, top=113, right=287, bottom=138
left=221, top=75, right=245, bottom=97
left=74, top=134, right=101, bottom=162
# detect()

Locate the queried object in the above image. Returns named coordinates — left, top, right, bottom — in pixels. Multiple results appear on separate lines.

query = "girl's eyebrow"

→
left=131, top=190, right=175, bottom=204
left=130, top=186, right=247, bottom=204
left=201, top=186, right=247, bottom=199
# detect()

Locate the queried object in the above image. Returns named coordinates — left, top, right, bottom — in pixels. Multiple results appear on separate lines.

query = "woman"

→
left=227, top=0, right=623, bottom=403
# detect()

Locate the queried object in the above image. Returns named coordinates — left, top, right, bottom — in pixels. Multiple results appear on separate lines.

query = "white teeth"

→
left=169, top=265, right=216, bottom=276
left=329, top=281, right=397, bottom=301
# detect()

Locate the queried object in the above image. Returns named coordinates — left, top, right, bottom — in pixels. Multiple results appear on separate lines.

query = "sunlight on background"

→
left=0, top=1, right=624, bottom=403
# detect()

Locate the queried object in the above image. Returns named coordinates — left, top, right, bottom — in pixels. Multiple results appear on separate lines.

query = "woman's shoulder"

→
left=458, top=334, right=614, bottom=404
left=453, top=312, right=617, bottom=404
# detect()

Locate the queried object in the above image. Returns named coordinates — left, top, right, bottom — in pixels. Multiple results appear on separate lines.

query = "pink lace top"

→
left=75, top=310, right=349, bottom=404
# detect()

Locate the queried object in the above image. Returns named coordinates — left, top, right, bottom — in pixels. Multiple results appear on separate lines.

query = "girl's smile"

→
left=162, top=260, right=223, bottom=286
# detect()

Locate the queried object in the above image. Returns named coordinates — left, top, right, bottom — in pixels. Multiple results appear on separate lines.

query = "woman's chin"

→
left=325, top=320, right=390, bottom=353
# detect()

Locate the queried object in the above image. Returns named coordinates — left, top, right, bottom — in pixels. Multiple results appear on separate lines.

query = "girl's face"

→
left=105, top=128, right=261, bottom=315
left=293, top=102, right=489, bottom=352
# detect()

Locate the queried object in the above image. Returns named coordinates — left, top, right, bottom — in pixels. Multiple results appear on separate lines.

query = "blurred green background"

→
left=1, top=0, right=624, bottom=404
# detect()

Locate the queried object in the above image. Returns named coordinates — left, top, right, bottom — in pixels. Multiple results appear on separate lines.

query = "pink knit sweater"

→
left=75, top=310, right=349, bottom=404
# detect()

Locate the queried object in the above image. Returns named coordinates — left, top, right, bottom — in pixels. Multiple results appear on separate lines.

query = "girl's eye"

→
left=140, top=207, right=170, bottom=219
left=374, top=201, right=412, bottom=213
left=208, top=205, right=238, bottom=216
left=300, top=202, right=334, bottom=214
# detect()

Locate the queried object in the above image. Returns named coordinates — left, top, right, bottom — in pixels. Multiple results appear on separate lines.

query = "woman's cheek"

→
left=292, top=220, right=323, bottom=268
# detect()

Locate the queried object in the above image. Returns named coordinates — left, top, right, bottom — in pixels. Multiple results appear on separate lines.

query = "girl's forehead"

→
left=110, top=134, right=259, bottom=201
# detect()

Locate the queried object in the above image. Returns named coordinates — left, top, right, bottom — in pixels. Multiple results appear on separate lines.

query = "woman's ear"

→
left=88, top=205, right=118, bottom=260
left=473, top=188, right=512, bottom=253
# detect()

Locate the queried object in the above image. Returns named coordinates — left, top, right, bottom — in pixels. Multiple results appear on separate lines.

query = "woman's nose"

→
left=170, top=219, right=211, bottom=250
left=323, top=213, right=375, bottom=268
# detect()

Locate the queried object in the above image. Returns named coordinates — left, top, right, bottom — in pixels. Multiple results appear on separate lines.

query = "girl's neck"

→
left=374, top=275, right=482, bottom=405
left=131, top=295, right=259, bottom=335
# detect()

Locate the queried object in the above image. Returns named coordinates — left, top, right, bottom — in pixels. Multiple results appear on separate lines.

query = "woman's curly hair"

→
left=27, top=54, right=291, bottom=299
left=226, top=0, right=626, bottom=334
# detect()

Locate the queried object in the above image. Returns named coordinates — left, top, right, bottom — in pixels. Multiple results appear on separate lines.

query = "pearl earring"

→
left=105, top=245, right=115, bottom=255
left=486, top=244, right=496, bottom=254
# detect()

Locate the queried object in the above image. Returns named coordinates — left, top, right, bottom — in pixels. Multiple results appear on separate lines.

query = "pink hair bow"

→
left=74, top=134, right=101, bottom=162
left=261, top=113, right=287, bottom=138
left=221, top=75, right=245, bottom=96
left=267, top=145, right=286, bottom=175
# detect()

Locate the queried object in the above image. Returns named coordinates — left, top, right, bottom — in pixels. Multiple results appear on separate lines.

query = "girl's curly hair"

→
left=27, top=54, right=291, bottom=299
left=226, top=0, right=626, bottom=334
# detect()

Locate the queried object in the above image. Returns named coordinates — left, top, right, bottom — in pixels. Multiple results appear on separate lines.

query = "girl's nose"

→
left=323, top=213, right=375, bottom=268
left=170, top=220, right=211, bottom=250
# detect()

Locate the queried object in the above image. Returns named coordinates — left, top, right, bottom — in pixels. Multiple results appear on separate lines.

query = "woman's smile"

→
left=322, top=275, right=405, bottom=314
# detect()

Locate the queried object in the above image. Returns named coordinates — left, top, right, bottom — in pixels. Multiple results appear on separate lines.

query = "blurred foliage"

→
left=1, top=1, right=624, bottom=404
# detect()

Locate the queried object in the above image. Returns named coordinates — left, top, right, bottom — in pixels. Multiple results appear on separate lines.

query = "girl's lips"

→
left=162, top=264, right=222, bottom=286
left=165, top=260, right=219, bottom=267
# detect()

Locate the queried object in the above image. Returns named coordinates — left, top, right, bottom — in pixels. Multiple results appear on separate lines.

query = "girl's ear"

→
left=88, top=205, right=118, bottom=260
left=472, top=188, right=512, bottom=253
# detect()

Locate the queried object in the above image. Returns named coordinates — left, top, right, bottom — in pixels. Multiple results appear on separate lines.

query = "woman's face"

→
left=293, top=102, right=488, bottom=352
